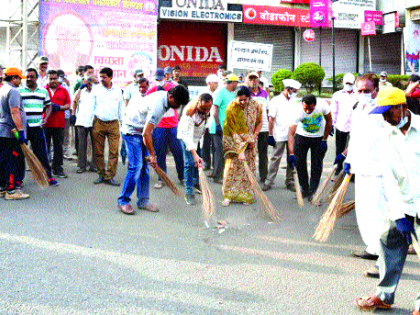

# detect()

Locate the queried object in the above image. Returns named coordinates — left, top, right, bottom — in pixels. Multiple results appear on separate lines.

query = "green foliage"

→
left=386, top=75, right=410, bottom=89
left=326, top=73, right=358, bottom=90
left=271, top=69, right=293, bottom=92
left=291, top=63, right=325, bottom=93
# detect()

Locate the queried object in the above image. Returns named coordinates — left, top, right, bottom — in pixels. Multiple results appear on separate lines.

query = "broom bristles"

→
left=325, top=171, right=345, bottom=202
left=145, top=157, right=182, bottom=197
left=338, top=200, right=355, bottom=218
left=21, top=143, right=49, bottom=188
left=198, top=168, right=215, bottom=221
left=311, top=165, right=337, bottom=206
left=293, top=172, right=304, bottom=207
left=243, top=162, right=280, bottom=221
left=313, top=174, right=353, bottom=242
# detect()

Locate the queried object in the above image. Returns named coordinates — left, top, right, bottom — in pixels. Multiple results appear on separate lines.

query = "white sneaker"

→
left=154, top=181, right=163, bottom=189
left=5, top=190, right=30, bottom=200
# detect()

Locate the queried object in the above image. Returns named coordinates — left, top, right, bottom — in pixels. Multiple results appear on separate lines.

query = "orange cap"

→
left=4, top=67, right=26, bottom=79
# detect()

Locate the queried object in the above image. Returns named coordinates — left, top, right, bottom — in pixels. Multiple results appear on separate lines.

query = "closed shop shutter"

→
left=364, top=32, right=401, bottom=74
left=301, top=28, right=358, bottom=80
left=233, top=23, right=294, bottom=82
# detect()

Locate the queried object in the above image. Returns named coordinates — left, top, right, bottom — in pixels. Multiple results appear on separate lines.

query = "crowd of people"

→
left=2, top=56, right=420, bottom=312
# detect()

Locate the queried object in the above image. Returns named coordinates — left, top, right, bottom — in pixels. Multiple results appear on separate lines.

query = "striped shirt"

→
left=18, top=86, right=51, bottom=127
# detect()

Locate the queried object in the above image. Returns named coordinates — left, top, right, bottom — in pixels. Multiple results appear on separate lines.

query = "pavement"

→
left=0, top=139, right=419, bottom=315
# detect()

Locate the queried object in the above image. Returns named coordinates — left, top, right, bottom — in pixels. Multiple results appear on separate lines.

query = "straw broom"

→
left=338, top=200, right=355, bottom=218
left=311, top=165, right=337, bottom=206
left=145, top=157, right=182, bottom=197
left=324, top=170, right=345, bottom=202
left=243, top=161, right=279, bottom=221
left=313, top=173, right=353, bottom=242
left=198, top=167, right=215, bottom=221
left=293, top=172, right=304, bottom=207
left=12, top=129, right=48, bottom=188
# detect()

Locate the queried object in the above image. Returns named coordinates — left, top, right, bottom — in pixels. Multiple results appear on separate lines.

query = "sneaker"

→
left=0, top=189, right=6, bottom=198
left=154, top=180, right=164, bottom=189
left=63, top=154, right=73, bottom=161
left=48, top=178, right=59, bottom=186
left=185, top=194, right=196, bottom=205
left=5, top=190, right=30, bottom=200
left=193, top=184, right=202, bottom=194
left=53, top=170, right=68, bottom=178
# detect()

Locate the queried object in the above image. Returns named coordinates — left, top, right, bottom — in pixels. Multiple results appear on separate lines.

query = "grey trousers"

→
left=375, top=215, right=420, bottom=310
left=264, top=141, right=294, bottom=187
left=211, top=133, right=224, bottom=181
left=76, top=126, right=96, bottom=170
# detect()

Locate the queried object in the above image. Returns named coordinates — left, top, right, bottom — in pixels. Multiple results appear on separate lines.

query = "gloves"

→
left=287, top=154, right=296, bottom=169
left=18, top=130, right=27, bottom=144
left=216, top=125, right=223, bottom=137
left=330, top=126, right=334, bottom=136
left=70, top=115, right=76, bottom=125
left=267, top=135, right=276, bottom=147
left=343, top=163, right=351, bottom=175
left=79, top=84, right=87, bottom=90
left=395, top=218, right=414, bottom=245
left=320, top=139, right=328, bottom=154
left=334, top=154, right=346, bottom=165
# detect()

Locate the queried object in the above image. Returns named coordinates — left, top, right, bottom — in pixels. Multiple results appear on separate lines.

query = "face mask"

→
left=289, top=92, right=297, bottom=99
left=396, top=107, right=408, bottom=129
left=58, top=77, right=63, bottom=84
left=345, top=84, right=353, bottom=92
left=380, top=78, right=386, bottom=82
left=156, top=80, right=164, bottom=87
left=357, top=93, right=372, bottom=104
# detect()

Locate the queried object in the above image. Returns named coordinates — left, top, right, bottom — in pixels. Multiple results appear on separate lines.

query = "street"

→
left=0, top=141, right=419, bottom=315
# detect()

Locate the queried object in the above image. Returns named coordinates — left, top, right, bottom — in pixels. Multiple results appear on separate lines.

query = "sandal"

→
left=221, top=199, right=230, bottom=207
left=355, top=295, right=391, bottom=310
left=242, top=202, right=252, bottom=206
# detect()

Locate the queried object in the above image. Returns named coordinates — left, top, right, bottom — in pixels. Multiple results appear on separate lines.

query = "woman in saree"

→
left=221, top=86, right=262, bottom=206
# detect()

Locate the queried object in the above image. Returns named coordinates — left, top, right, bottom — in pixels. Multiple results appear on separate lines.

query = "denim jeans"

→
left=118, top=134, right=149, bottom=207
left=181, top=141, right=199, bottom=196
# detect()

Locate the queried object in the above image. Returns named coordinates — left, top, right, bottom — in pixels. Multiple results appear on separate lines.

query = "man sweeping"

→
left=355, top=87, right=420, bottom=315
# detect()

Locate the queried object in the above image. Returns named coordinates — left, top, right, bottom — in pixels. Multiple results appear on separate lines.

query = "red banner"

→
left=281, top=0, right=310, bottom=3
left=157, top=21, right=226, bottom=78
left=243, top=5, right=310, bottom=27
left=309, top=0, right=332, bottom=28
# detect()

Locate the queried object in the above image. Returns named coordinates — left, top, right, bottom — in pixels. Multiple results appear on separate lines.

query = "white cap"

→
left=343, top=73, right=355, bottom=84
left=283, top=79, right=301, bottom=90
left=260, top=77, right=269, bottom=88
left=206, top=74, right=219, bottom=84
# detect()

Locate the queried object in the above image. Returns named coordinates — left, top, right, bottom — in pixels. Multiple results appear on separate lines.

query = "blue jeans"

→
left=152, top=127, right=184, bottom=181
left=118, top=134, right=149, bottom=207
left=181, top=141, right=198, bottom=196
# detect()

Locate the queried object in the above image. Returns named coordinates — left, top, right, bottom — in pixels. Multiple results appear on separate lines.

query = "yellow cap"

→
left=370, top=87, right=406, bottom=114
left=226, top=74, right=239, bottom=82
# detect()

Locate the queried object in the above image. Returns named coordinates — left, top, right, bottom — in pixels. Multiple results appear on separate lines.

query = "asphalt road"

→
left=0, top=140, right=419, bottom=315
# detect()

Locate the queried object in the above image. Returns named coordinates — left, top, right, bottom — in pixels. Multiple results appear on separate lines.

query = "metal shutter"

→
left=233, top=24, right=294, bottom=83
left=364, top=32, right=401, bottom=74
left=301, top=28, right=358, bottom=79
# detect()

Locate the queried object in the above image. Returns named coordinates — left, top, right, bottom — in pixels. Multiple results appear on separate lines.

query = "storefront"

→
left=364, top=32, right=401, bottom=74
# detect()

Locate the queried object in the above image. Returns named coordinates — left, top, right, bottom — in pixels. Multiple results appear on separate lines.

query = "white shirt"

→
left=331, top=89, right=357, bottom=132
left=256, top=97, right=269, bottom=133
left=177, top=112, right=207, bottom=152
left=75, top=88, right=95, bottom=128
left=292, top=99, right=331, bottom=138
left=92, top=83, right=123, bottom=122
left=381, top=112, right=420, bottom=220
left=345, top=98, right=386, bottom=176
left=268, top=93, right=293, bottom=142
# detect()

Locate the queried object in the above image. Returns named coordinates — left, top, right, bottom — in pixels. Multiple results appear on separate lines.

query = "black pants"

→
left=44, top=127, right=65, bottom=172
left=295, top=134, right=325, bottom=194
left=335, top=129, right=350, bottom=173
left=258, top=131, right=268, bottom=182
left=0, top=137, right=24, bottom=191
left=211, top=133, right=224, bottom=181
left=27, top=126, right=53, bottom=178
left=202, top=128, right=212, bottom=170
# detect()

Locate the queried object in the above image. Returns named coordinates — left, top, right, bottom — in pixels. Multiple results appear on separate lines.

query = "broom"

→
left=325, top=170, right=345, bottom=202
left=311, top=165, right=337, bottom=206
left=12, top=129, right=49, bottom=188
left=293, top=172, right=304, bottom=207
left=198, top=167, right=215, bottom=221
left=145, top=157, right=182, bottom=197
left=243, top=161, right=279, bottom=221
left=338, top=200, right=355, bottom=218
left=313, top=173, right=353, bottom=242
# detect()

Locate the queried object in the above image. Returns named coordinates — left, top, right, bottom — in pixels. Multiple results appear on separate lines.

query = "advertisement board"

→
left=157, top=21, right=226, bottom=78
left=332, top=0, right=376, bottom=29
left=309, top=0, right=333, bottom=28
left=39, top=0, right=158, bottom=85
left=229, top=41, right=273, bottom=72
left=405, top=19, right=420, bottom=75
left=243, top=5, right=309, bottom=27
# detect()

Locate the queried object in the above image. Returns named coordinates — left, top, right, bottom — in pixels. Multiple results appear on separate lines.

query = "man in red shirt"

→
left=44, top=70, right=71, bottom=178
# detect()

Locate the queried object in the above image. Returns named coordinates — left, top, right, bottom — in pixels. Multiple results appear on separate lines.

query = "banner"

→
left=157, top=21, right=226, bottom=78
left=404, top=19, right=420, bottom=75
left=364, top=10, right=383, bottom=25
left=39, top=0, right=158, bottom=85
left=243, top=5, right=309, bottom=27
left=361, top=22, right=376, bottom=36
left=229, top=41, right=273, bottom=72
left=332, top=0, right=375, bottom=29
left=309, top=0, right=332, bottom=28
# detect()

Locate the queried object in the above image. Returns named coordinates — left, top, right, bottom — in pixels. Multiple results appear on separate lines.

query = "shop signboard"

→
left=159, top=0, right=242, bottom=23
left=309, top=0, right=333, bottom=28
left=39, top=0, right=158, bottom=85
left=332, top=0, right=376, bottom=29
left=303, top=29, right=316, bottom=42
left=243, top=5, right=309, bottom=27
left=361, top=21, right=376, bottom=36
left=229, top=41, right=273, bottom=72
left=383, top=11, right=398, bottom=34
left=364, top=10, right=383, bottom=25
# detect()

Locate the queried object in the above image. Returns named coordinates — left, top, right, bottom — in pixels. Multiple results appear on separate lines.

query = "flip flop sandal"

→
left=221, top=199, right=230, bottom=207
left=355, top=295, right=391, bottom=310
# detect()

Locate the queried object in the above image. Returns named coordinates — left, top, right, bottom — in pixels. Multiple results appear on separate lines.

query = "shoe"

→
left=48, top=178, right=59, bottom=186
left=76, top=167, right=86, bottom=173
left=364, top=266, right=379, bottom=279
left=63, top=154, right=73, bottom=160
left=221, top=199, right=230, bottom=207
left=408, top=244, right=416, bottom=255
left=185, top=194, right=196, bottom=205
left=355, top=295, right=391, bottom=310
left=94, top=176, right=104, bottom=184
left=139, top=204, right=159, bottom=212
left=154, top=181, right=163, bottom=189
left=262, top=184, right=271, bottom=191
left=118, top=204, right=134, bottom=215
left=105, top=178, right=120, bottom=186
left=286, top=184, right=296, bottom=192
left=53, top=170, right=68, bottom=178
left=193, top=184, right=202, bottom=194
left=0, top=189, right=6, bottom=198
left=179, top=179, right=185, bottom=186
left=5, top=190, right=30, bottom=200
left=352, top=250, right=379, bottom=260
left=72, top=151, right=77, bottom=156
